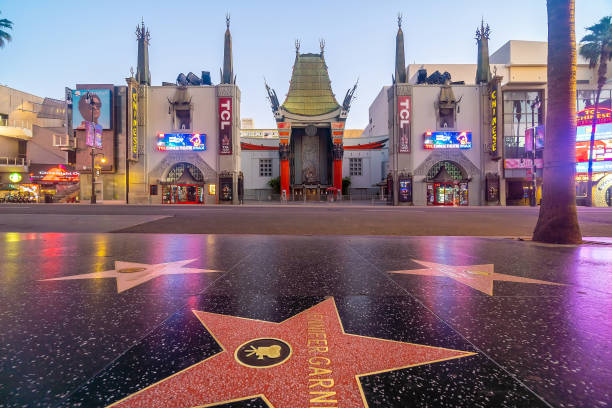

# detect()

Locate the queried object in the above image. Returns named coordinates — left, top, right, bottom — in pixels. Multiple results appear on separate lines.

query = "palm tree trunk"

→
left=585, top=87, right=602, bottom=206
left=533, top=0, right=582, bottom=244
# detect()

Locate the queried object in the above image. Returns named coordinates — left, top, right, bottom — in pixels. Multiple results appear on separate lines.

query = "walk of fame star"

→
left=40, top=259, right=220, bottom=293
left=108, top=298, right=475, bottom=407
left=390, top=259, right=565, bottom=296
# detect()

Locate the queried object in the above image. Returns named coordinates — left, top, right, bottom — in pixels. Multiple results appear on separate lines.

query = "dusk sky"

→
left=0, top=0, right=607, bottom=129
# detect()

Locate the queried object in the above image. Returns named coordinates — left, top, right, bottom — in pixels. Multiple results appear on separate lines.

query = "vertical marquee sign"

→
left=489, top=80, right=499, bottom=157
left=128, top=85, right=139, bottom=161
left=218, top=97, right=232, bottom=155
left=398, top=96, right=411, bottom=153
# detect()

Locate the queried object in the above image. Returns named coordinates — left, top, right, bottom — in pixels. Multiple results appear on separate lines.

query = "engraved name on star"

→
left=390, top=259, right=565, bottom=296
left=41, top=259, right=220, bottom=293
left=107, top=298, right=475, bottom=407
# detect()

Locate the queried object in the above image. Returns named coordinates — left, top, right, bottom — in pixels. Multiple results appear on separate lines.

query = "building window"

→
left=349, top=158, right=362, bottom=176
left=577, top=90, right=612, bottom=111
left=502, top=91, right=544, bottom=159
left=175, top=109, right=191, bottom=130
left=259, top=159, right=273, bottom=177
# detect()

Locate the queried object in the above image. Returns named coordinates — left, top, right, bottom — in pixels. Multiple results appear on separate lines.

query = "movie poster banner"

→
left=398, top=96, right=411, bottom=153
left=218, top=97, right=232, bottom=155
left=72, top=89, right=112, bottom=130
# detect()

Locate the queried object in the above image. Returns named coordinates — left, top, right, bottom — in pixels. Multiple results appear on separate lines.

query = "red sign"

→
left=218, top=97, right=232, bottom=155
left=398, top=96, right=411, bottom=153
left=577, top=107, right=612, bottom=127
left=576, top=139, right=612, bottom=162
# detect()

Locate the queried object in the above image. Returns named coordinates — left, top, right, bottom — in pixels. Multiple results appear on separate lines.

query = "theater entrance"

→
left=426, top=161, right=469, bottom=206
left=161, top=162, right=206, bottom=204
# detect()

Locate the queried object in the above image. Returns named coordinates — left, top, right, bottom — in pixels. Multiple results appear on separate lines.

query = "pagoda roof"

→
left=281, top=53, right=341, bottom=117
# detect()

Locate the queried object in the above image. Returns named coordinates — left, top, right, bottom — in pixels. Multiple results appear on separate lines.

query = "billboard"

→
left=218, top=97, right=232, bottom=155
left=72, top=89, right=112, bottom=130
left=29, top=164, right=79, bottom=183
left=398, top=96, right=411, bottom=153
left=156, top=133, right=206, bottom=151
left=424, top=131, right=472, bottom=149
left=576, top=139, right=612, bottom=163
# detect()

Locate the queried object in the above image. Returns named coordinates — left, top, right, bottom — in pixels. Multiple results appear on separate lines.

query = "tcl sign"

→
left=398, top=96, right=411, bottom=153
left=218, top=97, right=232, bottom=155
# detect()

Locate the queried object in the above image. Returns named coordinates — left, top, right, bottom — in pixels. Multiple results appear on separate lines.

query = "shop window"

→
left=349, top=158, right=362, bottom=176
left=502, top=90, right=543, bottom=159
left=175, top=109, right=191, bottom=130
left=166, top=162, right=204, bottom=182
left=259, top=159, right=272, bottom=177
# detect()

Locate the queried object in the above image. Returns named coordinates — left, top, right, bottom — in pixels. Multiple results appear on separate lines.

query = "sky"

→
left=0, top=0, right=608, bottom=130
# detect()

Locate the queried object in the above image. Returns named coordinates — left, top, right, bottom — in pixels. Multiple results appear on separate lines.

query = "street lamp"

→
left=530, top=96, right=541, bottom=207
left=85, top=92, right=104, bottom=204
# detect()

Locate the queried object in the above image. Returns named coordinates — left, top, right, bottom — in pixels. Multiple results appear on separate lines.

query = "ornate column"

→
left=331, top=122, right=345, bottom=192
left=277, top=122, right=291, bottom=197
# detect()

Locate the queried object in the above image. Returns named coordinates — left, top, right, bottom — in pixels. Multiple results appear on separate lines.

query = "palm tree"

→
left=579, top=16, right=612, bottom=206
left=0, top=11, right=13, bottom=48
left=533, top=0, right=582, bottom=244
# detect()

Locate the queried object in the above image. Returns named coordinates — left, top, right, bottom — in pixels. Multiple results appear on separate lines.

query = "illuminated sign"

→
left=218, top=97, right=232, bottom=155
left=208, top=184, right=216, bottom=195
left=424, top=131, right=472, bottom=149
left=489, top=83, right=498, bottom=156
left=156, top=133, right=206, bottom=151
left=577, top=161, right=612, bottom=173
left=129, top=85, right=138, bottom=161
left=576, top=139, right=612, bottom=163
left=577, top=122, right=612, bottom=142
left=398, top=96, right=411, bottom=153
left=29, top=164, right=80, bottom=183
left=8, top=173, right=22, bottom=183
left=577, top=107, right=612, bottom=127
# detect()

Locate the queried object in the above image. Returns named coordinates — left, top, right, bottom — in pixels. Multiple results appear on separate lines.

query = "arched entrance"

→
left=426, top=161, right=469, bottom=206
left=161, top=162, right=206, bottom=204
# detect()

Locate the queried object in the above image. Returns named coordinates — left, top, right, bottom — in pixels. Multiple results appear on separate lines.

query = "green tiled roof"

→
left=281, top=53, right=340, bottom=116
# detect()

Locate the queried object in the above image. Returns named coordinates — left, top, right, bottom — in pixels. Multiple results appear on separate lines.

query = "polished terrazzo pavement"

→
left=0, top=233, right=610, bottom=407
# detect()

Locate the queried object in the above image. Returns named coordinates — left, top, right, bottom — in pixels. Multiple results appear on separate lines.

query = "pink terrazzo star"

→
left=109, top=298, right=474, bottom=407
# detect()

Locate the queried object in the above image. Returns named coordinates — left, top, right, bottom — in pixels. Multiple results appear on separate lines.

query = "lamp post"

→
left=530, top=96, right=541, bottom=206
left=85, top=92, right=104, bottom=204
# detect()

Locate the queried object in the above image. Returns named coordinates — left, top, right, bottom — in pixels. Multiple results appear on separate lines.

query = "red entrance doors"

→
left=162, top=184, right=204, bottom=204
left=427, top=183, right=469, bottom=206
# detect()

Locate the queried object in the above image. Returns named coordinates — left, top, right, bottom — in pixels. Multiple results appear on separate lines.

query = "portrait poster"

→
left=72, top=89, right=112, bottom=130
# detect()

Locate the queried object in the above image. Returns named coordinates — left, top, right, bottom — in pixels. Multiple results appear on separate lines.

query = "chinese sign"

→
left=129, top=85, right=139, bottom=161
left=577, top=107, right=612, bottom=127
left=218, top=97, right=232, bottom=155
left=398, top=96, right=411, bottom=153
left=156, top=133, right=206, bottom=151
left=489, top=82, right=499, bottom=156
left=424, top=131, right=472, bottom=149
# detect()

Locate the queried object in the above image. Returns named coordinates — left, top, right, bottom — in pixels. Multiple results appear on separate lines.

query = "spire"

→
left=475, top=19, right=492, bottom=84
left=221, top=13, right=234, bottom=84
left=135, top=19, right=151, bottom=86
left=394, top=13, right=407, bottom=84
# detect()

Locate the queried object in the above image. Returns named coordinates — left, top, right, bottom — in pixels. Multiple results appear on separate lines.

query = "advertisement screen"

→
left=424, top=131, right=472, bottom=149
left=72, top=89, right=112, bottom=130
left=576, top=122, right=612, bottom=142
left=85, top=122, right=103, bottom=148
left=576, top=139, right=612, bottom=162
left=157, top=133, right=206, bottom=151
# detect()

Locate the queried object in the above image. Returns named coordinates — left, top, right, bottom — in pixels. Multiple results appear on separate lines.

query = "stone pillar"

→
left=279, top=142, right=290, bottom=197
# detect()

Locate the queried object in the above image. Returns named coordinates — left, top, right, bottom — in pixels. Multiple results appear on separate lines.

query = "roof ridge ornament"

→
left=398, top=12, right=402, bottom=28
left=319, top=38, right=325, bottom=56
left=295, top=39, right=300, bottom=55
left=226, top=12, right=230, bottom=29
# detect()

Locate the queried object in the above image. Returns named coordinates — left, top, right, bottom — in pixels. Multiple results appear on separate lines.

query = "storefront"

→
left=0, top=172, right=40, bottom=202
left=425, top=161, right=469, bottom=206
left=160, top=162, right=206, bottom=204
left=28, top=164, right=80, bottom=203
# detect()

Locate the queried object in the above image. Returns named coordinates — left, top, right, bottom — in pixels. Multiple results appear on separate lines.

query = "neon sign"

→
left=577, top=107, right=612, bottom=127
left=9, top=173, right=22, bottom=183
left=489, top=84, right=498, bottom=155
left=156, top=133, right=206, bottom=151
left=424, top=131, right=472, bottom=149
